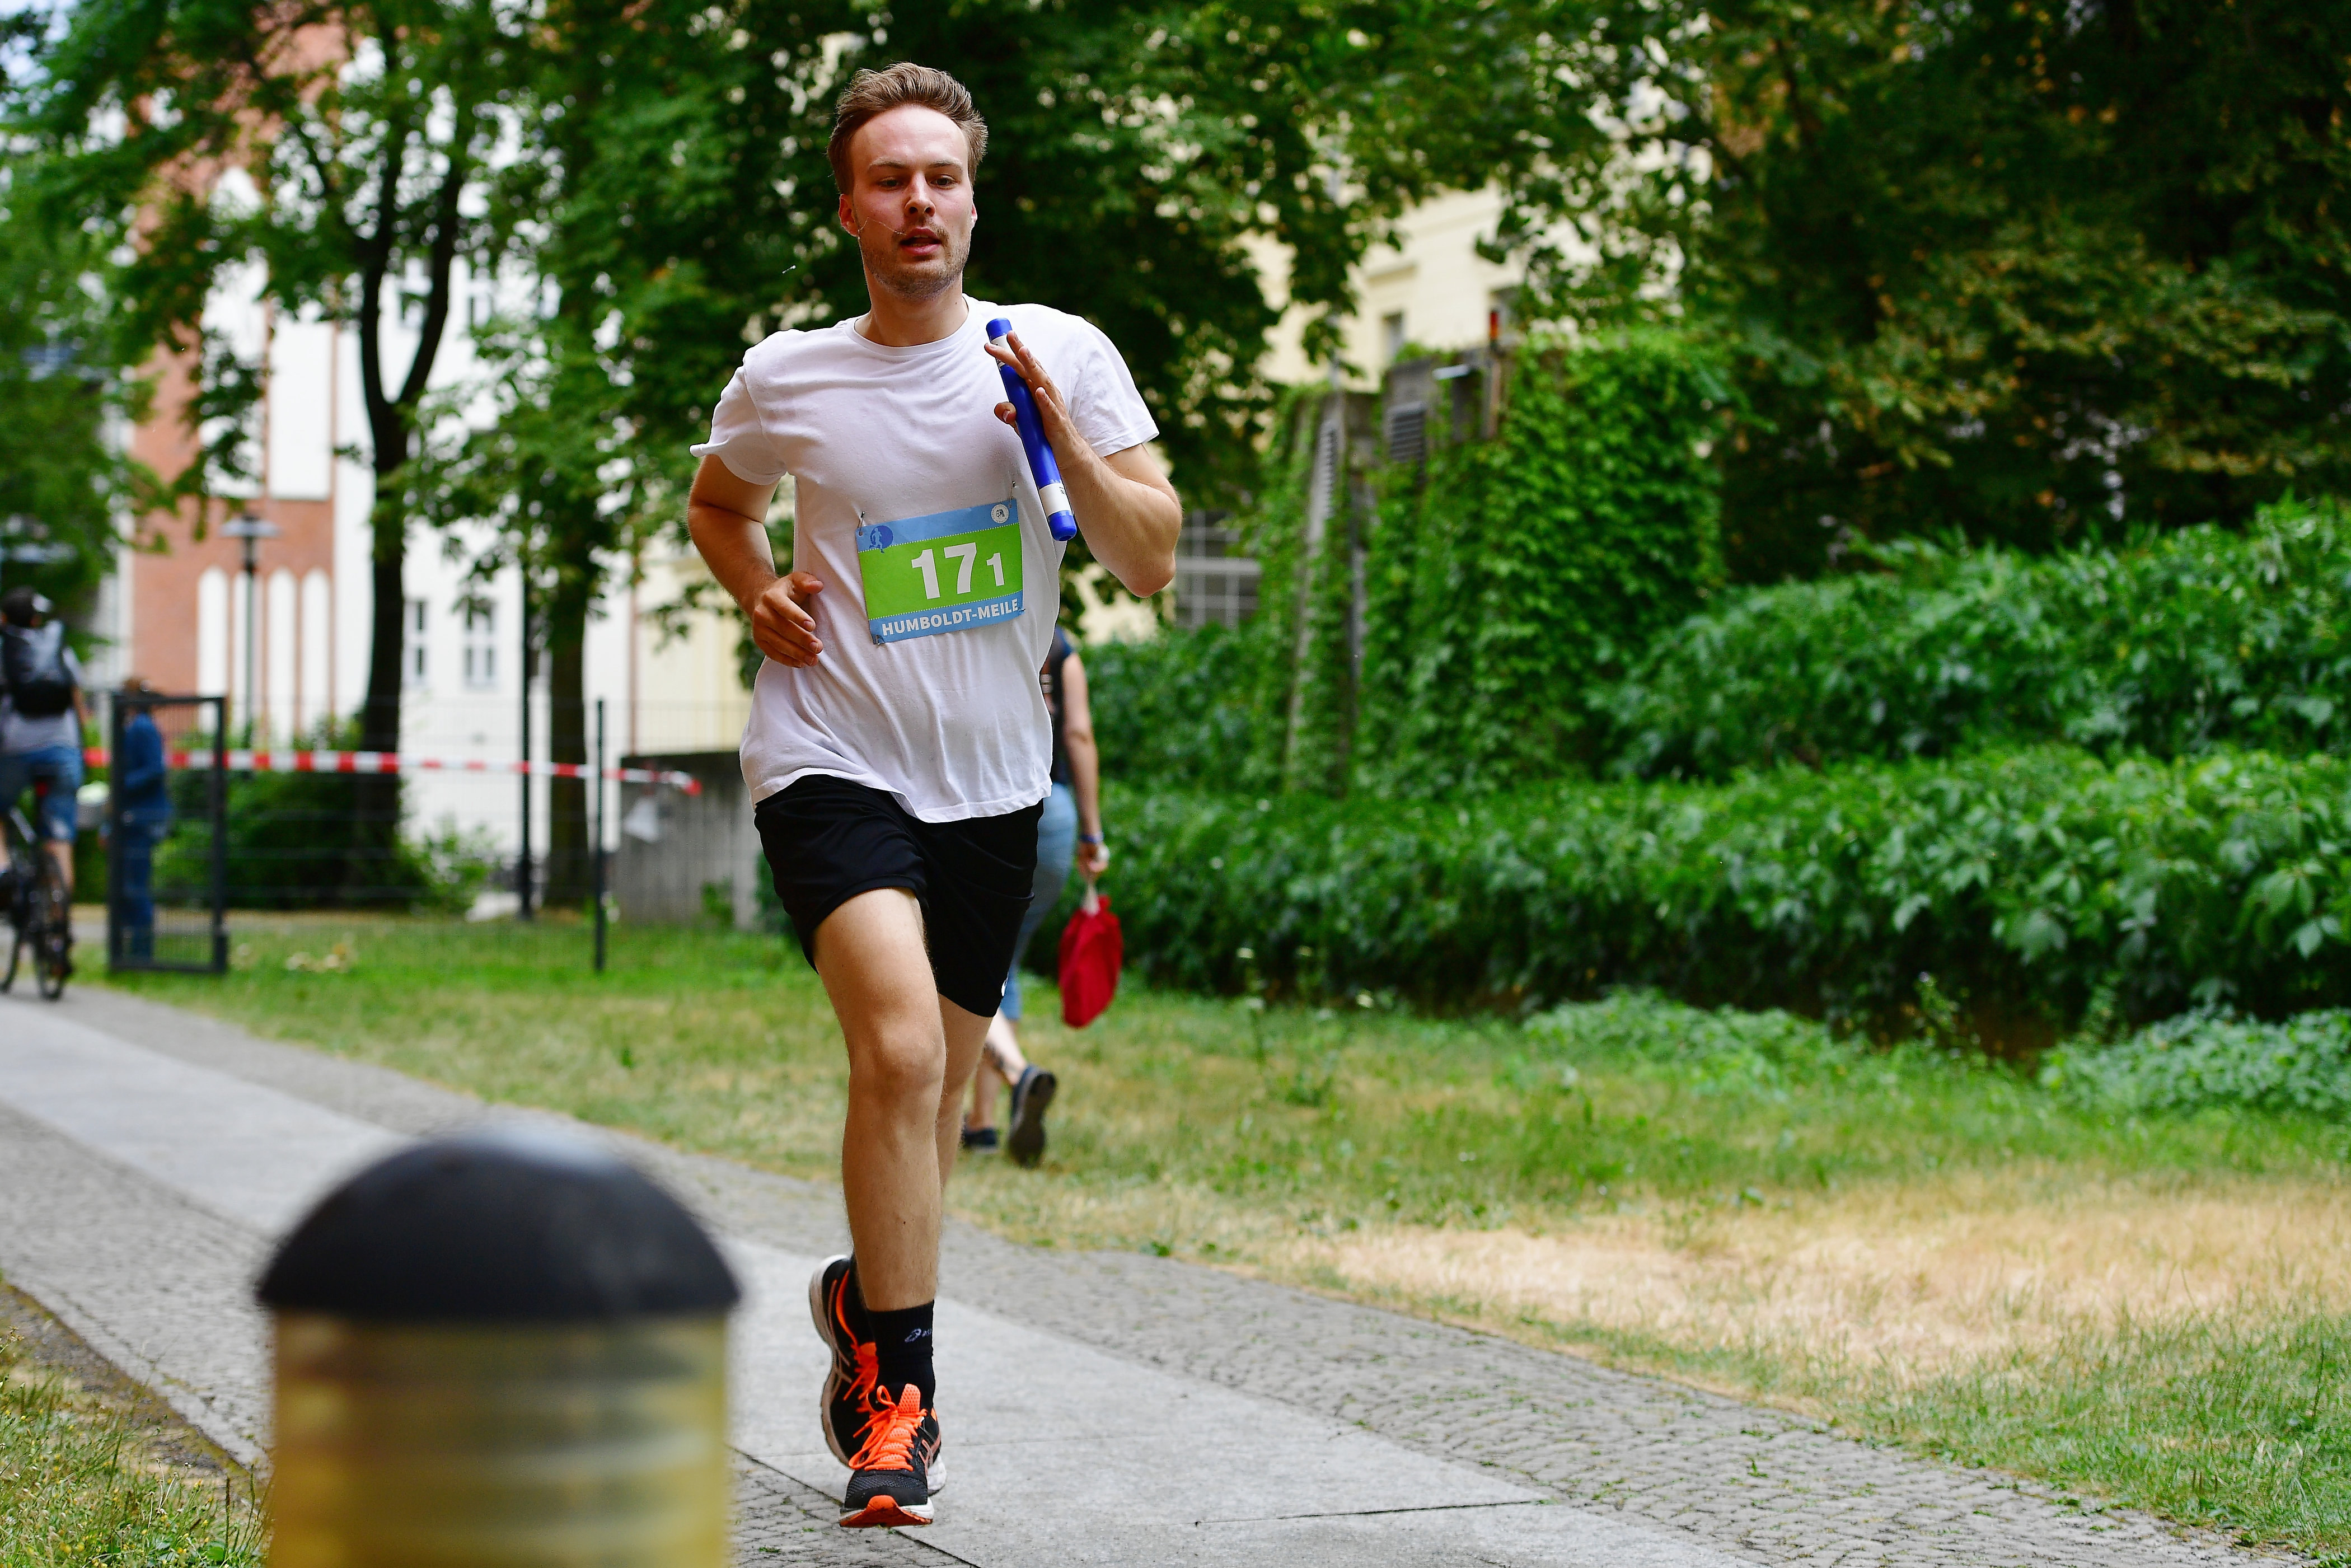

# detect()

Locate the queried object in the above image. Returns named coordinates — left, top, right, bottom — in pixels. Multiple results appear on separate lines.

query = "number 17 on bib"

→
left=855, top=498, right=1026, bottom=644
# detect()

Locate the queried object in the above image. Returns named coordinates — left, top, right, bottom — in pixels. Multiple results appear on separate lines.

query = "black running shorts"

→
left=753, top=774, right=1042, bottom=1018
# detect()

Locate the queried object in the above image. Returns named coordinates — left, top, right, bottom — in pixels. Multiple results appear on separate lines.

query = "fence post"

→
left=258, top=1127, right=740, bottom=1567
left=518, top=586, right=534, bottom=921
left=594, top=698, right=607, bottom=973
left=208, top=698, right=228, bottom=973
left=105, top=693, right=123, bottom=970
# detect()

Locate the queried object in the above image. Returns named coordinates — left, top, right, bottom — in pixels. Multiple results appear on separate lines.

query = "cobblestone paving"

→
left=733, top=1457, right=939, bottom=1566
left=42, top=989, right=2305, bottom=1567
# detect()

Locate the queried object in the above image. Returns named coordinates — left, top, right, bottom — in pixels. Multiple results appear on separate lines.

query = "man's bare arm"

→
left=986, top=331, right=1181, bottom=597
left=685, top=455, right=827, bottom=667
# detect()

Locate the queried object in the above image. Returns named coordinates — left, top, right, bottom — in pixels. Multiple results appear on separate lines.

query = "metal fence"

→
left=84, top=695, right=767, bottom=977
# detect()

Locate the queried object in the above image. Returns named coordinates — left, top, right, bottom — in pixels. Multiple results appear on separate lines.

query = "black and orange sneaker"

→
left=839, top=1384, right=939, bottom=1527
left=807, top=1256, right=882, bottom=1468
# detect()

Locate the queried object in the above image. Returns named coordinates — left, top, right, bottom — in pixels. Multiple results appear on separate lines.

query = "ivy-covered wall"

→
left=1235, top=329, right=1728, bottom=798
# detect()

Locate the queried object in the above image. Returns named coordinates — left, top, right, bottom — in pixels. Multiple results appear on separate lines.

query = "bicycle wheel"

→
left=1, top=867, right=23, bottom=994
left=30, top=862, right=68, bottom=1000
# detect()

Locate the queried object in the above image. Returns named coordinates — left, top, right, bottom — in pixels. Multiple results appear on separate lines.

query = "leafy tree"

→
left=1486, top=0, right=2351, bottom=577
left=0, top=155, right=157, bottom=629
left=482, top=0, right=1556, bottom=523
left=8, top=0, right=527, bottom=757
left=412, top=0, right=1556, bottom=892
left=417, top=321, right=632, bottom=905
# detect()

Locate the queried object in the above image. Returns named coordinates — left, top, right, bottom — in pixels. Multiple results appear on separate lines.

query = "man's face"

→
left=837, top=105, right=977, bottom=302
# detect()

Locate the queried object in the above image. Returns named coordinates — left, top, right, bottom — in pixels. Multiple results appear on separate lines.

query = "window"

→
left=1173, top=513, right=1260, bottom=629
left=1381, top=312, right=1407, bottom=365
left=404, top=598, right=429, bottom=687
left=462, top=603, right=498, bottom=689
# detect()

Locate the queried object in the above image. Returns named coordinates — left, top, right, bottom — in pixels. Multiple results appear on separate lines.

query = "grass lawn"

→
left=102, top=915, right=2351, bottom=1561
left=1, top=1289, right=262, bottom=1567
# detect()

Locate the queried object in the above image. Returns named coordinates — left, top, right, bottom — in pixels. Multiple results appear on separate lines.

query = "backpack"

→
left=1, top=622, right=75, bottom=719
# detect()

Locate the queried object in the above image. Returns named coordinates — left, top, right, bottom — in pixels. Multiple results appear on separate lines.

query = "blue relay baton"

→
left=987, top=317, right=1077, bottom=541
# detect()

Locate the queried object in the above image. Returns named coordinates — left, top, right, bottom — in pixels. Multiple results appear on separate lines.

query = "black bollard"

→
left=258, top=1125, right=741, bottom=1568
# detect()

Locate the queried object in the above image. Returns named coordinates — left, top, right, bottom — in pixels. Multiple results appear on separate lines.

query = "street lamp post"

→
left=222, top=515, right=279, bottom=739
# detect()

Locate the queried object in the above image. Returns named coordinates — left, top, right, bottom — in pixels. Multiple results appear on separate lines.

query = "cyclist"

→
left=1, top=587, right=90, bottom=973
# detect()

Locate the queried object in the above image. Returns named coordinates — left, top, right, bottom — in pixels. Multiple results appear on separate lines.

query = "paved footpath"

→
left=0, top=988, right=2298, bottom=1567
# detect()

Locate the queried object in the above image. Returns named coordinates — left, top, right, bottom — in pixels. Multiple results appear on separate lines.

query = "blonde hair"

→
left=827, top=63, right=989, bottom=194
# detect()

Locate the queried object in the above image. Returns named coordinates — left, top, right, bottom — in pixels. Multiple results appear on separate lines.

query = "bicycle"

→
left=2, top=776, right=72, bottom=999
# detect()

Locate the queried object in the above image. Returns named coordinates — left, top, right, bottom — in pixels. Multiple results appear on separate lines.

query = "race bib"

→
left=856, top=498, right=1026, bottom=644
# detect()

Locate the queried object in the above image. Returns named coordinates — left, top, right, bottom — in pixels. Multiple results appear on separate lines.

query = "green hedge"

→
left=1603, top=497, right=2351, bottom=780
left=1100, top=746, right=2351, bottom=1035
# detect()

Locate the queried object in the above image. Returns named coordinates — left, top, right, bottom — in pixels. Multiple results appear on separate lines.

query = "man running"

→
left=684, top=63, right=1179, bottom=1529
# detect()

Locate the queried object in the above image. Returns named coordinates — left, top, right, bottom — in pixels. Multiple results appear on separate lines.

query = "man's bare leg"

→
left=815, top=887, right=990, bottom=1310
left=48, top=841, right=73, bottom=902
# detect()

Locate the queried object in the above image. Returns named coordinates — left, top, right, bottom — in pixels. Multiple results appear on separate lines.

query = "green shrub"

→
left=2046, top=1008, right=2351, bottom=1117
left=1526, top=990, right=1865, bottom=1099
left=153, top=726, right=494, bottom=911
left=1102, top=746, right=2351, bottom=1035
left=1083, top=622, right=1266, bottom=789
left=1604, top=496, right=2351, bottom=780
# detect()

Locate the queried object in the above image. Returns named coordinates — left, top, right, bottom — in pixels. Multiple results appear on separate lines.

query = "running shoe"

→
left=959, top=1124, right=999, bottom=1153
left=1005, top=1065, right=1057, bottom=1168
left=807, top=1256, right=881, bottom=1467
left=838, top=1384, right=939, bottom=1528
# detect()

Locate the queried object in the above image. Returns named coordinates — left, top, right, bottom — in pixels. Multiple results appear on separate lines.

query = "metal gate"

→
left=105, top=693, right=227, bottom=974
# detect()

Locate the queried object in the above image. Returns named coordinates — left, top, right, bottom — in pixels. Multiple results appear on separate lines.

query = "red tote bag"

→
left=1057, top=881, right=1123, bottom=1028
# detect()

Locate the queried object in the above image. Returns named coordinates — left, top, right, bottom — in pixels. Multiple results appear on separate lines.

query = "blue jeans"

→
left=1001, top=783, right=1077, bottom=1021
left=0, top=746, right=83, bottom=844
left=115, top=820, right=166, bottom=957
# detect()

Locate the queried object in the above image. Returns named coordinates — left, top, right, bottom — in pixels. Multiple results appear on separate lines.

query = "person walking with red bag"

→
left=962, top=622, right=1107, bottom=1167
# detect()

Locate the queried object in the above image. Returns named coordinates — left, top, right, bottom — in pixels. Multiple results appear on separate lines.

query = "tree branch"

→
left=395, top=115, right=471, bottom=411
left=357, top=125, right=404, bottom=476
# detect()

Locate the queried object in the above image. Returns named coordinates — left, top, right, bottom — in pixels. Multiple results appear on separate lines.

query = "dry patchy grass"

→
left=1313, top=1170, right=2351, bottom=1385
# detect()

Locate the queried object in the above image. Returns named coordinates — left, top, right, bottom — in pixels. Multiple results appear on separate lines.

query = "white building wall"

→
left=1251, top=187, right=1594, bottom=387
left=204, top=254, right=749, bottom=861
left=266, top=569, right=297, bottom=741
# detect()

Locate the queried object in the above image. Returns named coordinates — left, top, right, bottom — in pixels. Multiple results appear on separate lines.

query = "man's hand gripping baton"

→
left=988, top=317, right=1078, bottom=541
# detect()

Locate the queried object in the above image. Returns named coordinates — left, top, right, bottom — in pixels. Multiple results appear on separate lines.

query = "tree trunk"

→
left=349, top=478, right=408, bottom=905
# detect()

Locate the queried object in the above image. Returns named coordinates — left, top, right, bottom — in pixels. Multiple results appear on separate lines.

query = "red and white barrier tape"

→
left=82, top=746, right=704, bottom=794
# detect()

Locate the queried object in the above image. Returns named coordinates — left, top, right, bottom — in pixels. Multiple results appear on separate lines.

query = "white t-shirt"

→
left=693, top=298, right=1156, bottom=822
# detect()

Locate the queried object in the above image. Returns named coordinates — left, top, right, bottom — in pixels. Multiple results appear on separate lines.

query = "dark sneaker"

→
left=807, top=1256, right=881, bottom=1467
left=1006, top=1065, right=1057, bottom=1168
left=959, top=1124, right=999, bottom=1153
left=839, top=1384, right=938, bottom=1528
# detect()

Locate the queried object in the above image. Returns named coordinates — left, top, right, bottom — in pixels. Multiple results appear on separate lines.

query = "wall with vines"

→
left=1236, top=330, right=1729, bottom=798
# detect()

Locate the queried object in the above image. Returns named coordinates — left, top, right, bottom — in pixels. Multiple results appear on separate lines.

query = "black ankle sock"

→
left=868, top=1300, right=935, bottom=1406
left=843, top=1259, right=874, bottom=1333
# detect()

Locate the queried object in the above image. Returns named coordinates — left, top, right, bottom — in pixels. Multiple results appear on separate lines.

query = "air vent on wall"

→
left=1385, top=404, right=1428, bottom=469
